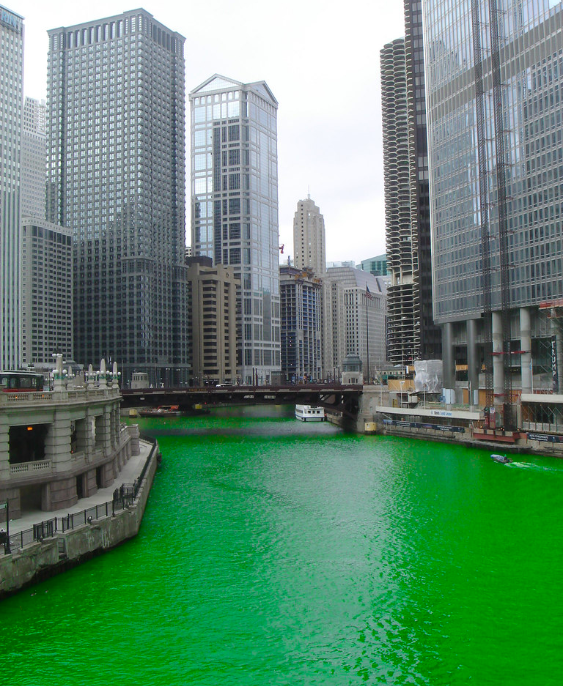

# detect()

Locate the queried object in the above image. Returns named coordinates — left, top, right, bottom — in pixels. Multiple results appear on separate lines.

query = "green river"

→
left=2, top=405, right=563, bottom=685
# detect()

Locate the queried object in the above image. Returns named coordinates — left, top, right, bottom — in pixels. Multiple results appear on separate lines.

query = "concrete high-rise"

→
left=381, top=0, right=441, bottom=367
left=190, top=75, right=280, bottom=385
left=293, top=196, right=326, bottom=277
left=186, top=256, right=238, bottom=386
left=21, top=219, right=73, bottom=365
left=280, top=266, right=322, bottom=383
left=21, top=97, right=47, bottom=220
left=0, top=5, right=24, bottom=370
left=46, top=10, right=189, bottom=386
left=423, top=0, right=563, bottom=425
left=326, top=265, right=387, bottom=382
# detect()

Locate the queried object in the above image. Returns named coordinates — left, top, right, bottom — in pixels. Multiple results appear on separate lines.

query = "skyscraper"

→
left=381, top=0, right=441, bottom=367
left=293, top=196, right=326, bottom=277
left=0, top=5, right=24, bottom=370
left=21, top=219, right=73, bottom=365
left=21, top=97, right=46, bottom=220
left=46, top=10, right=189, bottom=386
left=280, top=265, right=322, bottom=383
left=190, top=75, right=280, bottom=385
left=423, top=0, right=563, bottom=424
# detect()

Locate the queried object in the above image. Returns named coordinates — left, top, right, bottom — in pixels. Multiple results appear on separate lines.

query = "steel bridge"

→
left=121, top=384, right=363, bottom=418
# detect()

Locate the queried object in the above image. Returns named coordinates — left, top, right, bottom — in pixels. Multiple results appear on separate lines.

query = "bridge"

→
left=121, top=384, right=363, bottom=418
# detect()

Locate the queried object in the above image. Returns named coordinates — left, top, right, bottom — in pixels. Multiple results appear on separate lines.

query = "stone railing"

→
left=10, top=460, right=52, bottom=475
left=0, top=386, right=120, bottom=407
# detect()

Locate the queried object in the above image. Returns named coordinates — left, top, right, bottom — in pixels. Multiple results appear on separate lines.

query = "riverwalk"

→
left=1, top=438, right=159, bottom=599
left=8, top=439, right=153, bottom=536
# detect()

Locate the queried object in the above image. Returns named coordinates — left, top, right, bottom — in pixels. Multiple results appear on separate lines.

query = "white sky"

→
left=15, top=0, right=406, bottom=264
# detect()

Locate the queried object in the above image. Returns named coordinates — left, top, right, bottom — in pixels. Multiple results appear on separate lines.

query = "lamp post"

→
left=0, top=501, right=10, bottom=554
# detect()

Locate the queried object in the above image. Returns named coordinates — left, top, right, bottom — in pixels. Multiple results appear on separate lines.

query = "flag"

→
left=365, top=285, right=373, bottom=300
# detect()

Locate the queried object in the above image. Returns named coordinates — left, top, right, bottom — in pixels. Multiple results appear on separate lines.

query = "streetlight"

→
left=0, top=501, right=11, bottom=554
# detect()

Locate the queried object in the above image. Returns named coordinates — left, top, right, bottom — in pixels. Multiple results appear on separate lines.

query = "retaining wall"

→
left=0, top=441, right=158, bottom=599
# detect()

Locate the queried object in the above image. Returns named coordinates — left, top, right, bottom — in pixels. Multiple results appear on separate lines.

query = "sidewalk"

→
left=9, top=440, right=154, bottom=535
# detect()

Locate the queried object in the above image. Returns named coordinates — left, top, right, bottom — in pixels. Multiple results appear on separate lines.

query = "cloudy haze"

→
left=16, top=0, right=406, bottom=263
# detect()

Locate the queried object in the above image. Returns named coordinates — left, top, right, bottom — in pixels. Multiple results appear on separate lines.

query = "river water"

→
left=2, top=405, right=563, bottom=685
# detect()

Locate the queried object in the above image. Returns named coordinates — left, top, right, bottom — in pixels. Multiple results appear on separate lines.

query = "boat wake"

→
left=508, top=462, right=562, bottom=474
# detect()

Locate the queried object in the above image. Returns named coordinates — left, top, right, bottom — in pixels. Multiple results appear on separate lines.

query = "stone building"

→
left=0, top=362, right=139, bottom=521
left=293, top=196, right=326, bottom=278
left=186, top=256, right=238, bottom=385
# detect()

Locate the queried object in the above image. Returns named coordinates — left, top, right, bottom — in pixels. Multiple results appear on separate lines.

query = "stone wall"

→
left=0, top=441, right=158, bottom=599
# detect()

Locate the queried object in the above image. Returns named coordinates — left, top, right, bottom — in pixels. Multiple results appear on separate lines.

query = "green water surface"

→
left=2, top=405, right=563, bottom=685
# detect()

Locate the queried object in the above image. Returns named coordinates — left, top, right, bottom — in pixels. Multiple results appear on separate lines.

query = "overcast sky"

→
left=15, top=0, right=406, bottom=264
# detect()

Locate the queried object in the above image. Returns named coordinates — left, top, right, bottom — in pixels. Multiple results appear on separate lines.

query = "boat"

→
left=138, top=405, right=181, bottom=417
left=491, top=453, right=512, bottom=464
left=295, top=404, right=326, bottom=422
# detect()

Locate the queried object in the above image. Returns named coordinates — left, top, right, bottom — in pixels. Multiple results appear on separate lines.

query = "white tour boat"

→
left=295, top=404, right=326, bottom=422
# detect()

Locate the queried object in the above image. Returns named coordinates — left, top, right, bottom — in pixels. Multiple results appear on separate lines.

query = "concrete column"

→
left=492, top=311, right=505, bottom=414
left=77, top=412, right=94, bottom=458
left=99, top=408, right=112, bottom=456
left=467, top=319, right=479, bottom=406
left=520, top=307, right=532, bottom=394
left=0, top=415, right=10, bottom=484
left=44, top=410, right=73, bottom=472
left=551, top=314, right=563, bottom=394
left=441, top=323, right=455, bottom=393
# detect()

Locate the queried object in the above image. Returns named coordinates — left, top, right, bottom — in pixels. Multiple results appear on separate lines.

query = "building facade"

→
left=321, top=278, right=346, bottom=382
left=326, top=266, right=387, bottom=382
left=21, top=219, right=73, bottom=365
left=423, top=0, right=563, bottom=424
left=46, top=10, right=189, bottom=387
left=280, top=266, right=322, bottom=383
left=381, top=2, right=441, bottom=368
left=190, top=75, right=280, bottom=385
left=21, top=97, right=46, bottom=220
left=186, top=256, right=238, bottom=386
left=293, top=196, right=326, bottom=277
left=0, top=367, right=138, bottom=521
left=0, top=5, right=24, bottom=370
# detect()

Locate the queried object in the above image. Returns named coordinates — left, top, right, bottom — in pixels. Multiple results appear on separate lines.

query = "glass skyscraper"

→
left=46, top=9, right=189, bottom=386
left=423, top=0, right=563, bottom=422
left=0, top=5, right=23, bottom=370
left=190, top=75, right=280, bottom=385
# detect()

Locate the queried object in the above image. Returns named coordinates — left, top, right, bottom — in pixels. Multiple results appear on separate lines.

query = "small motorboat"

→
left=491, top=453, right=512, bottom=464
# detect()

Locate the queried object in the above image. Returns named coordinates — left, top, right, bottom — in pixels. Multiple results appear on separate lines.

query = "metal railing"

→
left=1, top=440, right=158, bottom=556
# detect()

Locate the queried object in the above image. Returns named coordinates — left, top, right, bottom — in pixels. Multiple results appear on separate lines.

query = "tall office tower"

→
left=46, top=10, right=189, bottom=386
left=21, top=219, right=73, bottom=365
left=280, top=266, right=322, bottom=383
left=326, top=265, right=387, bottom=381
left=423, top=0, right=563, bottom=425
left=381, top=7, right=441, bottom=368
left=293, top=196, right=326, bottom=277
left=186, top=256, right=238, bottom=386
left=403, top=0, right=441, bottom=362
left=321, top=279, right=346, bottom=382
left=190, top=75, right=280, bottom=385
left=21, top=97, right=47, bottom=219
left=0, top=5, right=24, bottom=370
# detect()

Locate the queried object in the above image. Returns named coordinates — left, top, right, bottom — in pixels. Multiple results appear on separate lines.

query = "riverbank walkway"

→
left=8, top=439, right=154, bottom=536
